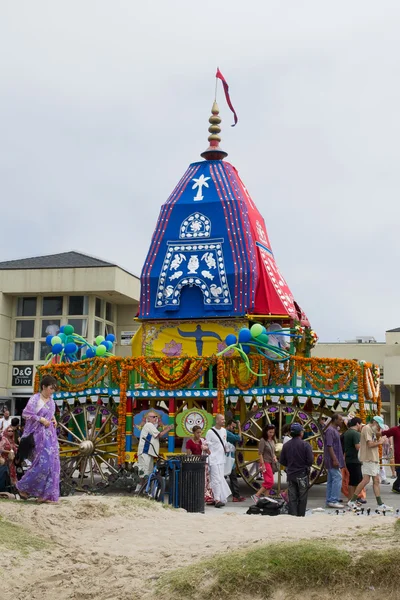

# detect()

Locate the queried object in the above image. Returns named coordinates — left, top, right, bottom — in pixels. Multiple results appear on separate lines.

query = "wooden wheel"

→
left=236, top=403, right=325, bottom=493
left=57, top=401, right=119, bottom=495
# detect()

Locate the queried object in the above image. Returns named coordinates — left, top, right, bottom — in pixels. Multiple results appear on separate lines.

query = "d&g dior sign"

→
left=12, top=365, right=33, bottom=387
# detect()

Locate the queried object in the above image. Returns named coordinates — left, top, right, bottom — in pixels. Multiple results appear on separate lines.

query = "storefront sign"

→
left=121, top=331, right=135, bottom=346
left=12, top=365, right=33, bottom=387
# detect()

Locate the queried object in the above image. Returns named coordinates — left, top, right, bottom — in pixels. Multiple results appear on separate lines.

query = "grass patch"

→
left=119, top=496, right=178, bottom=511
left=159, top=540, right=400, bottom=599
left=0, top=516, right=49, bottom=555
left=119, top=496, right=159, bottom=510
left=394, top=519, right=400, bottom=533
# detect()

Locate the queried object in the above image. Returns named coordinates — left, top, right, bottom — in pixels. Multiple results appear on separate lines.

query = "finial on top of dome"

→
left=201, top=101, right=228, bottom=161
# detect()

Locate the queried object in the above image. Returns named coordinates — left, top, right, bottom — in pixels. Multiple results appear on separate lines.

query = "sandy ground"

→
left=0, top=492, right=399, bottom=600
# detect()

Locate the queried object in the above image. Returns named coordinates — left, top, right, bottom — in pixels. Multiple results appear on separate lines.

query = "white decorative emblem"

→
left=170, top=253, right=186, bottom=270
left=187, top=255, right=200, bottom=274
left=180, top=213, right=211, bottom=239
left=202, top=252, right=216, bottom=270
left=192, top=174, right=211, bottom=201
left=155, top=239, right=232, bottom=309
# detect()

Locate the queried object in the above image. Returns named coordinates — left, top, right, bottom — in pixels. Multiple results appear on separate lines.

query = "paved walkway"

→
left=205, top=473, right=400, bottom=515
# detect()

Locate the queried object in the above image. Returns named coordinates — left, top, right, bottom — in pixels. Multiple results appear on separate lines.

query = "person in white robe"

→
left=205, top=414, right=232, bottom=507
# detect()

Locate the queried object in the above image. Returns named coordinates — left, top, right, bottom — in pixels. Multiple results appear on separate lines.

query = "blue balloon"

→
left=65, top=342, right=78, bottom=355
left=45, top=335, right=53, bottom=346
left=52, top=343, right=63, bottom=354
left=242, top=344, right=251, bottom=354
left=225, top=334, right=237, bottom=346
left=100, top=341, right=108, bottom=347
left=59, top=326, right=65, bottom=333
left=86, top=348, right=95, bottom=358
left=105, top=334, right=115, bottom=343
left=103, top=340, right=113, bottom=351
left=238, top=328, right=252, bottom=343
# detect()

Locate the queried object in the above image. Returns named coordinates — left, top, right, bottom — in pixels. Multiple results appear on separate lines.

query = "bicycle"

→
left=136, top=458, right=167, bottom=502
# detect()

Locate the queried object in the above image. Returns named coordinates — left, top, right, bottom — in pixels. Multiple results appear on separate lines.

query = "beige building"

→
left=0, top=251, right=140, bottom=415
left=313, top=328, right=400, bottom=426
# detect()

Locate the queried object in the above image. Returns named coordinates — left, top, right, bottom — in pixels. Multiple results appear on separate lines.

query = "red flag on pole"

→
left=216, top=68, right=238, bottom=127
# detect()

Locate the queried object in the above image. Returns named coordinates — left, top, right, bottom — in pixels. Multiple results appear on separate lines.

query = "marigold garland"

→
left=217, top=358, right=225, bottom=413
left=36, top=353, right=379, bottom=463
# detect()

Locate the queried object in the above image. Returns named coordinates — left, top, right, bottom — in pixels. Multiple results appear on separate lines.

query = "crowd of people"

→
left=1, top=380, right=400, bottom=515
left=323, top=413, right=399, bottom=511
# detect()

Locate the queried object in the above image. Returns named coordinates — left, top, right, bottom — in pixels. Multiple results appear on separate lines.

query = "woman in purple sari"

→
left=16, top=375, right=60, bottom=503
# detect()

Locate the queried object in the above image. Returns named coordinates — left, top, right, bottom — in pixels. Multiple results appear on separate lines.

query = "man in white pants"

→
left=137, top=412, right=172, bottom=476
left=205, top=413, right=231, bottom=508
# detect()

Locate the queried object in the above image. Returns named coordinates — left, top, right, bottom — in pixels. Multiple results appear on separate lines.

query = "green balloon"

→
left=257, top=333, right=269, bottom=345
left=250, top=323, right=263, bottom=338
left=95, top=335, right=105, bottom=346
left=96, top=344, right=107, bottom=356
left=51, top=336, right=62, bottom=346
left=63, top=324, right=74, bottom=336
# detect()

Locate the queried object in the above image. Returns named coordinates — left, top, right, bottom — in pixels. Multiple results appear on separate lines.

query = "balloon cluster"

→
left=218, top=323, right=297, bottom=375
left=45, top=325, right=116, bottom=363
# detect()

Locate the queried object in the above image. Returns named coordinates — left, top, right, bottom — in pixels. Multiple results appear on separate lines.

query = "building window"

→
left=17, top=297, right=37, bottom=317
left=95, top=297, right=103, bottom=318
left=68, top=318, right=88, bottom=337
left=68, top=296, right=88, bottom=316
left=14, top=342, right=34, bottom=361
left=42, top=296, right=63, bottom=316
left=15, top=320, right=35, bottom=338
left=39, top=342, right=52, bottom=361
left=105, top=323, right=115, bottom=336
left=41, top=320, right=61, bottom=338
left=94, top=320, right=104, bottom=337
left=105, top=302, right=113, bottom=322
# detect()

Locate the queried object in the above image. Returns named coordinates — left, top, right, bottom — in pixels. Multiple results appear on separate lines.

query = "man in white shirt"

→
left=137, top=411, right=172, bottom=477
left=0, top=408, right=11, bottom=437
left=45, top=321, right=60, bottom=337
left=205, top=413, right=231, bottom=508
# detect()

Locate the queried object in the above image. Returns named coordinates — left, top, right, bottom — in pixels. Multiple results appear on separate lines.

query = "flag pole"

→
left=214, top=67, right=218, bottom=101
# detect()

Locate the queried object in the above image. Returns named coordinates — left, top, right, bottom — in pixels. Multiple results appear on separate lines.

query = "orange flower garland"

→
left=36, top=353, right=380, bottom=463
left=217, top=358, right=225, bottom=413
left=117, top=366, right=129, bottom=463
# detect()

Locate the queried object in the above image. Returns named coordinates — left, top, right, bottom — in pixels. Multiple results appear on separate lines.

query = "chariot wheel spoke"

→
left=95, top=440, right=117, bottom=448
left=88, top=457, right=95, bottom=487
left=57, top=421, right=84, bottom=443
left=96, top=453, right=119, bottom=474
left=89, top=405, right=102, bottom=440
left=94, top=429, right=118, bottom=445
left=93, top=456, right=108, bottom=482
left=242, top=431, right=261, bottom=443
left=83, top=406, right=89, bottom=439
left=249, top=417, right=262, bottom=432
left=92, top=412, right=113, bottom=442
left=69, top=410, right=86, bottom=440
left=96, top=449, right=118, bottom=458
left=57, top=438, right=82, bottom=448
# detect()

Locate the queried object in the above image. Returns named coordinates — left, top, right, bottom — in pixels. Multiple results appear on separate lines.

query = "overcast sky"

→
left=1, top=1, right=399, bottom=341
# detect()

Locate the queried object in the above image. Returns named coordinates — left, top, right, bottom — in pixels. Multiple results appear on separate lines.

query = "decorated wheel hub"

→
left=57, top=402, right=119, bottom=494
left=236, top=403, right=325, bottom=492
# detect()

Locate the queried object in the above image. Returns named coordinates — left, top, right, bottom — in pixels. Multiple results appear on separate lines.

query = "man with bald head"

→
left=205, top=414, right=231, bottom=508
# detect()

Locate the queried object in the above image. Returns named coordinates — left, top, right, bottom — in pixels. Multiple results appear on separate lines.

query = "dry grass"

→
left=158, top=537, right=400, bottom=600
left=0, top=516, right=50, bottom=555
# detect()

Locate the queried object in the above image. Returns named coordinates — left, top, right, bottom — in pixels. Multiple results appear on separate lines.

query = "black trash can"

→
left=178, top=454, right=206, bottom=513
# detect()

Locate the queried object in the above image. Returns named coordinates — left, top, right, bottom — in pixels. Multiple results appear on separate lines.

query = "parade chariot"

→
left=35, top=87, right=381, bottom=496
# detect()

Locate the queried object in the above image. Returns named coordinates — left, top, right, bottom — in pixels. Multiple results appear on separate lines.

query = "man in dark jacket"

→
left=279, top=422, right=314, bottom=516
